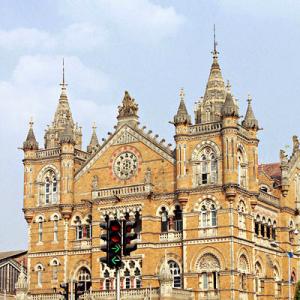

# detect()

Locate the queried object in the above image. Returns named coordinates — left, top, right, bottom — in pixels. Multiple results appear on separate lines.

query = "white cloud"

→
left=60, top=0, right=185, bottom=43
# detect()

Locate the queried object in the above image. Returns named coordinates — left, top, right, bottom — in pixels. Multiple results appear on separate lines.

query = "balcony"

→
left=160, top=231, right=182, bottom=242
left=92, top=183, right=152, bottom=200
left=258, top=191, right=280, bottom=207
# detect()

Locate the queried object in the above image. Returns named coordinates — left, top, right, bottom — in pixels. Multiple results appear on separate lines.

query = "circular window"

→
left=113, top=151, right=138, bottom=180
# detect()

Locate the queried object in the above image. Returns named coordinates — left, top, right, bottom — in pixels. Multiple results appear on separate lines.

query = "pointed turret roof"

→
left=59, top=117, right=75, bottom=144
left=174, top=88, right=191, bottom=125
left=221, top=81, right=239, bottom=117
left=87, top=123, right=100, bottom=153
left=242, top=94, right=259, bottom=130
left=23, top=119, right=39, bottom=150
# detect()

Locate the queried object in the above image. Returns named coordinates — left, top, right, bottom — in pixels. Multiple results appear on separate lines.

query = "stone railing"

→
left=31, top=294, right=63, bottom=300
left=92, top=184, right=152, bottom=200
left=258, top=191, right=280, bottom=207
left=189, top=122, right=222, bottom=135
left=72, top=239, right=92, bottom=250
left=160, top=231, right=182, bottom=242
left=80, top=288, right=160, bottom=300
left=75, top=149, right=89, bottom=161
left=35, top=148, right=61, bottom=159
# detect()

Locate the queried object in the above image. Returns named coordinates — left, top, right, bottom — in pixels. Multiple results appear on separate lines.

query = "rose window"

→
left=113, top=152, right=138, bottom=180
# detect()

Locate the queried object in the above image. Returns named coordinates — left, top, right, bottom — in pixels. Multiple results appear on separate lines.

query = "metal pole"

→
left=288, top=253, right=291, bottom=300
left=116, top=267, right=120, bottom=300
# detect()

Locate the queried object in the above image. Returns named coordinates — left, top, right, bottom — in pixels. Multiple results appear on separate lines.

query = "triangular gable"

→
left=0, top=260, right=24, bottom=273
left=75, top=124, right=175, bottom=181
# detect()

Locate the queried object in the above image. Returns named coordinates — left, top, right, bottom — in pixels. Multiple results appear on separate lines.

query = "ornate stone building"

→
left=21, top=45, right=300, bottom=300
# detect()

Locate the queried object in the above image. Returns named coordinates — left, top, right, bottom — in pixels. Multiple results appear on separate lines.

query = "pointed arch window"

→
left=53, top=215, right=59, bottom=242
left=43, top=170, right=58, bottom=205
left=77, top=267, right=91, bottom=292
left=238, top=201, right=246, bottom=230
left=168, top=260, right=181, bottom=288
left=160, top=207, right=169, bottom=233
left=75, top=217, right=83, bottom=240
left=173, top=205, right=183, bottom=232
left=200, top=200, right=217, bottom=228
left=237, top=149, right=247, bottom=188
left=36, top=265, right=43, bottom=287
left=38, top=216, right=43, bottom=243
left=193, top=147, right=218, bottom=186
left=124, top=269, right=131, bottom=289
left=198, top=254, right=220, bottom=291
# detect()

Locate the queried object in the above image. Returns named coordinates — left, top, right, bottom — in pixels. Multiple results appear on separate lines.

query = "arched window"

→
left=77, top=267, right=91, bottom=292
left=192, top=146, right=218, bottom=186
left=272, top=221, right=276, bottom=240
left=255, top=262, right=263, bottom=294
left=75, top=217, right=83, bottom=240
left=36, top=264, right=43, bottom=287
left=43, top=170, right=58, bottom=205
left=238, top=201, right=246, bottom=230
left=237, top=149, right=247, bottom=188
left=84, top=215, right=92, bottom=239
left=260, top=185, right=270, bottom=193
left=254, top=215, right=260, bottom=236
left=160, top=207, right=169, bottom=233
left=274, top=266, right=281, bottom=297
left=38, top=216, right=43, bottom=243
left=198, top=254, right=220, bottom=290
left=266, top=219, right=272, bottom=239
left=168, top=260, right=181, bottom=288
left=53, top=215, right=59, bottom=242
left=135, top=211, right=142, bottom=237
left=103, top=270, right=110, bottom=290
left=51, top=259, right=59, bottom=281
left=173, top=205, right=183, bottom=232
left=124, top=269, right=130, bottom=289
left=200, top=200, right=217, bottom=228
left=238, top=255, right=249, bottom=291
left=134, top=268, right=142, bottom=288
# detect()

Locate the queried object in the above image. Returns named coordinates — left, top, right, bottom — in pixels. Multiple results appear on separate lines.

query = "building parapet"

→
left=31, top=294, right=63, bottom=300
left=74, top=149, right=89, bottom=161
left=35, top=148, right=61, bottom=159
left=92, top=183, right=152, bottom=200
left=160, top=231, right=182, bottom=242
left=72, top=239, right=92, bottom=250
left=189, top=122, right=222, bottom=135
left=258, top=191, right=280, bottom=208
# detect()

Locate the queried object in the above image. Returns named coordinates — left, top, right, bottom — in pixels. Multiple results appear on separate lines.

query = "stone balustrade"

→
left=35, top=148, right=61, bottom=159
left=159, top=231, right=182, bottom=242
left=72, top=239, right=92, bottom=250
left=92, top=183, right=152, bottom=199
left=258, top=191, right=280, bottom=207
left=189, top=122, right=222, bottom=135
left=74, top=149, right=89, bottom=160
left=31, top=294, right=63, bottom=300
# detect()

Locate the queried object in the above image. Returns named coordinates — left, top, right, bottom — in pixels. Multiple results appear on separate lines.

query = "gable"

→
left=75, top=124, right=175, bottom=181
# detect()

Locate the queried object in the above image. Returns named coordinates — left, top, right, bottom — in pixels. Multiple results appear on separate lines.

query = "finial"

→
left=60, top=58, right=67, bottom=88
left=29, top=117, right=34, bottom=128
left=211, top=24, right=219, bottom=59
left=179, top=87, right=185, bottom=101
left=226, top=80, right=231, bottom=93
left=247, top=94, right=252, bottom=104
left=92, top=122, right=97, bottom=130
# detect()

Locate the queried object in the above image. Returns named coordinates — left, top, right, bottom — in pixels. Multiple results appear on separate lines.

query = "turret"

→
left=23, top=119, right=39, bottom=152
left=242, top=95, right=259, bottom=130
left=87, top=123, right=100, bottom=154
left=174, top=88, right=191, bottom=128
left=117, top=91, right=139, bottom=128
left=221, top=82, right=239, bottom=200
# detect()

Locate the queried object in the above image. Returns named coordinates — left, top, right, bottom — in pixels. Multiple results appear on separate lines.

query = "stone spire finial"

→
left=221, top=81, right=239, bottom=118
left=242, top=94, right=259, bottom=130
left=23, top=118, right=39, bottom=150
left=174, top=87, right=191, bottom=125
left=87, top=122, right=100, bottom=153
left=117, top=91, right=139, bottom=127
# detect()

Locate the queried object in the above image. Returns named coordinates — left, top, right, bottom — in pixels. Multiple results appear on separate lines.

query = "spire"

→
left=117, top=91, right=139, bottom=127
left=23, top=118, right=39, bottom=150
left=242, top=94, right=259, bottom=129
left=59, top=58, right=68, bottom=99
left=87, top=122, right=100, bottom=153
left=174, top=88, right=191, bottom=125
left=221, top=81, right=239, bottom=117
left=195, top=26, right=226, bottom=124
left=59, top=116, right=75, bottom=144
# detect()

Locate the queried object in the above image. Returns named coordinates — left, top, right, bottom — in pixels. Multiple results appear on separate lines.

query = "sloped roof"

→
left=0, top=250, right=27, bottom=261
left=258, top=163, right=281, bottom=181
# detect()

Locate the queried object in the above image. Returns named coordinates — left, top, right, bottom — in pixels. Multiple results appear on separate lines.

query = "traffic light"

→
left=74, top=282, right=85, bottom=300
left=108, top=219, right=122, bottom=267
left=100, top=218, right=122, bottom=268
left=100, top=218, right=110, bottom=265
left=123, top=220, right=137, bottom=256
left=59, top=283, right=69, bottom=300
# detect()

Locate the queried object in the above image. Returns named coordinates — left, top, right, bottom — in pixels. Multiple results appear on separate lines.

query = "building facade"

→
left=21, top=46, right=300, bottom=300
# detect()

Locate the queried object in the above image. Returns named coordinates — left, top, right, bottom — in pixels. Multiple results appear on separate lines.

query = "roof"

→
left=258, top=163, right=281, bottom=181
left=0, top=250, right=27, bottom=261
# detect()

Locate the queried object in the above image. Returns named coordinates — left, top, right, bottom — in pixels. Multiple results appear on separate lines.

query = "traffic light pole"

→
left=116, top=267, right=120, bottom=300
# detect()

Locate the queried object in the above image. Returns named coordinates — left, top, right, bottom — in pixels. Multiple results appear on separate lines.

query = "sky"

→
left=0, top=0, right=300, bottom=251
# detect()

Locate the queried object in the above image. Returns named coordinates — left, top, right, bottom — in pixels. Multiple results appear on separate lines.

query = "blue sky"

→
left=0, top=0, right=300, bottom=250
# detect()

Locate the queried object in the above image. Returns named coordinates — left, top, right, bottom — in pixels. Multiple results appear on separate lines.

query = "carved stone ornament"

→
left=144, top=167, right=152, bottom=185
left=117, top=91, right=138, bottom=119
left=92, top=175, right=99, bottom=190
left=113, top=151, right=138, bottom=180
left=280, top=149, right=288, bottom=164
left=199, top=254, right=220, bottom=271
left=293, top=135, right=299, bottom=153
